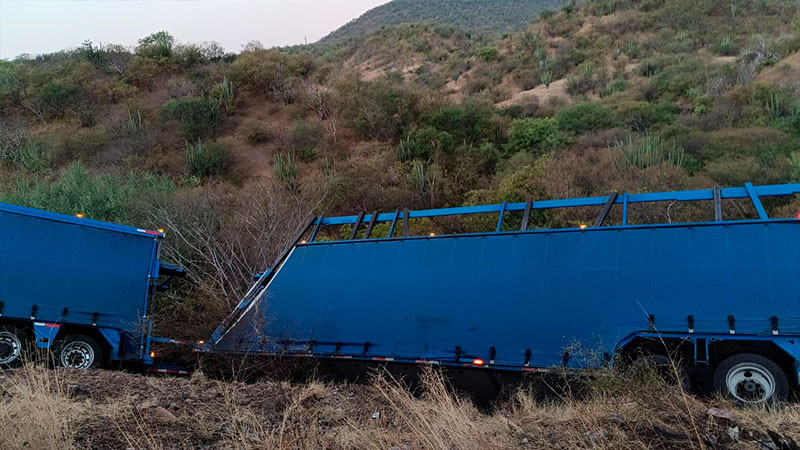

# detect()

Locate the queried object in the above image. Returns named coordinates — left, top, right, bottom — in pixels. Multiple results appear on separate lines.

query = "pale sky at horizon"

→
left=0, top=0, right=392, bottom=59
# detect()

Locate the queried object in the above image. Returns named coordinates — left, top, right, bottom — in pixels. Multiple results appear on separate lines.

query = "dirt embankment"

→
left=3, top=365, right=800, bottom=449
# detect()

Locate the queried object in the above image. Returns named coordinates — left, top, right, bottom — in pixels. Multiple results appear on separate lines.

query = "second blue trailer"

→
left=211, top=183, right=800, bottom=404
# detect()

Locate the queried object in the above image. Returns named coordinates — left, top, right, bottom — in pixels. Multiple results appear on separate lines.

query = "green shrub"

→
left=34, top=82, right=81, bottom=118
left=622, top=42, right=642, bottom=59
left=505, top=118, right=571, bottom=155
left=397, top=127, right=454, bottom=161
left=1, top=139, right=53, bottom=173
left=1, top=162, right=173, bottom=224
left=698, top=127, right=796, bottom=160
left=615, top=133, right=685, bottom=170
left=423, top=102, right=493, bottom=145
left=713, top=36, right=737, bottom=56
left=638, top=59, right=665, bottom=77
left=341, top=80, right=420, bottom=141
left=793, top=105, right=800, bottom=136
left=228, top=49, right=313, bottom=104
left=0, top=61, right=19, bottom=108
left=476, top=46, right=499, bottom=62
left=705, top=155, right=791, bottom=186
left=616, top=101, right=677, bottom=131
left=600, top=79, right=630, bottom=97
left=289, top=119, right=324, bottom=159
left=186, top=139, right=228, bottom=177
left=555, top=102, right=618, bottom=134
left=162, top=96, right=220, bottom=139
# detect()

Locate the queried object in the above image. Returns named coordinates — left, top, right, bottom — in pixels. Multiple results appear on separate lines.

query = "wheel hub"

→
left=727, top=363, right=775, bottom=404
left=0, top=332, right=21, bottom=365
left=60, top=342, right=94, bottom=369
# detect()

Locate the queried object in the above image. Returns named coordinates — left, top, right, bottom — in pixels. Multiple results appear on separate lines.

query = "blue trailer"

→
left=211, top=182, right=800, bottom=404
left=0, top=202, right=182, bottom=370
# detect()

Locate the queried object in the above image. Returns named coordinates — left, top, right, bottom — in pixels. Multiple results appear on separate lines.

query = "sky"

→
left=0, top=0, right=392, bottom=59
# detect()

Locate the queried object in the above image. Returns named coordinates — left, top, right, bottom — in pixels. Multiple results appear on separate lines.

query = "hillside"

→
left=321, top=0, right=564, bottom=43
left=0, top=0, right=799, bottom=339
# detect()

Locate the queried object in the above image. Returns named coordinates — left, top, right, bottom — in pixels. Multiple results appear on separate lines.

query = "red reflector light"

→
left=472, top=358, right=485, bottom=366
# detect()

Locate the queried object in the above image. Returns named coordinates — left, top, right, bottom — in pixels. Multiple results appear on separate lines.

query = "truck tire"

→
left=0, top=325, right=29, bottom=368
left=53, top=335, right=102, bottom=369
left=713, top=354, right=788, bottom=405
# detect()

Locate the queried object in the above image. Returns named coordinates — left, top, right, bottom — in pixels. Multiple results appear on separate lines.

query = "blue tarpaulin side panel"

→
left=214, top=220, right=800, bottom=369
left=0, top=204, right=159, bottom=348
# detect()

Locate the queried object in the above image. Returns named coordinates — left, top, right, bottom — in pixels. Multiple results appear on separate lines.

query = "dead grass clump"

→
left=343, top=369, right=513, bottom=449
left=0, top=364, right=77, bottom=450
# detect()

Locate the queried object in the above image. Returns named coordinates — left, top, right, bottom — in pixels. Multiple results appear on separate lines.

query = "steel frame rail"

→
left=310, top=183, right=800, bottom=240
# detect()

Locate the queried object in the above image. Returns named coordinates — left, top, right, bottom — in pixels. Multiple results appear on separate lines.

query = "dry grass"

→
left=1, top=363, right=799, bottom=450
left=0, top=364, right=76, bottom=450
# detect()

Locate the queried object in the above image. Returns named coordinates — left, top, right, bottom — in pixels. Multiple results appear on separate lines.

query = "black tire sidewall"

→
left=713, top=353, right=789, bottom=404
left=53, top=334, right=102, bottom=369
left=0, top=325, right=30, bottom=368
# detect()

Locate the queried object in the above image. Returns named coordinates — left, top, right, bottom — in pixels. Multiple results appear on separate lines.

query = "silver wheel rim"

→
left=0, top=332, right=21, bottom=365
left=60, top=341, right=95, bottom=369
left=726, top=362, right=775, bottom=404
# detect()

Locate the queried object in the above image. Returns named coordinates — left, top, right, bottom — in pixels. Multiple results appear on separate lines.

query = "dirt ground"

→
left=2, top=364, right=800, bottom=450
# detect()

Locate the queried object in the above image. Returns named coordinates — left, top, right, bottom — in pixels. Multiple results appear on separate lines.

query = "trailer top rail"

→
left=0, top=201, right=165, bottom=238
left=308, top=182, right=800, bottom=242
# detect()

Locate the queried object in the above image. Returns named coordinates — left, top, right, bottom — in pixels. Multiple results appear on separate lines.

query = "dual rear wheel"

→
left=713, top=353, right=789, bottom=405
left=0, top=325, right=102, bottom=370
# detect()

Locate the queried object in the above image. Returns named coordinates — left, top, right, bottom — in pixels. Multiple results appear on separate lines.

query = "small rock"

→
left=246, top=430, right=261, bottom=443
left=371, top=412, right=381, bottom=419
left=727, top=426, right=740, bottom=442
left=67, top=385, right=91, bottom=398
left=521, top=437, right=529, bottom=444
left=708, top=407, right=738, bottom=426
left=151, top=406, right=178, bottom=423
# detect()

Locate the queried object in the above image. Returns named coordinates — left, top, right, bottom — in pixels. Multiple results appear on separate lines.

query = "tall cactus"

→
left=219, top=77, right=234, bottom=111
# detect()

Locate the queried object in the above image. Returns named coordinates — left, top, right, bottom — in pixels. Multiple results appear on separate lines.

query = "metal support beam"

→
left=622, top=192, right=628, bottom=225
left=349, top=212, right=365, bottom=240
left=744, top=182, right=768, bottom=220
left=364, top=211, right=378, bottom=239
left=496, top=202, right=507, bottom=232
left=594, top=192, right=619, bottom=227
left=403, top=208, right=410, bottom=237
left=309, top=216, right=322, bottom=242
left=521, top=199, right=533, bottom=231
left=713, top=185, right=722, bottom=221
left=387, top=210, right=400, bottom=238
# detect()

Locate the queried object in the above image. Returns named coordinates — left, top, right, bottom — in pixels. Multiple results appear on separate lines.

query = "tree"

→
left=105, top=44, right=131, bottom=78
left=136, top=31, right=174, bottom=60
left=301, top=81, right=345, bottom=143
